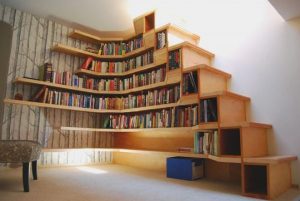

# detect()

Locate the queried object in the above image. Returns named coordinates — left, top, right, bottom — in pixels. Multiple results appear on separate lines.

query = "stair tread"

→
left=244, top=155, right=297, bottom=164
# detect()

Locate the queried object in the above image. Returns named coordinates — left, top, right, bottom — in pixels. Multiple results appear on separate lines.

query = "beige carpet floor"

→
left=0, top=164, right=299, bottom=201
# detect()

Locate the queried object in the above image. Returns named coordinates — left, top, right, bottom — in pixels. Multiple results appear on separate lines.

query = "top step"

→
left=69, top=23, right=200, bottom=46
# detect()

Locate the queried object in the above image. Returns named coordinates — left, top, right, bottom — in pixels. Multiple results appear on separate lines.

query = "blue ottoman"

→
left=167, top=156, right=204, bottom=180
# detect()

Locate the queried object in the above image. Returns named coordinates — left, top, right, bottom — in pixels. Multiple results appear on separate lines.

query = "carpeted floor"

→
left=0, top=165, right=299, bottom=201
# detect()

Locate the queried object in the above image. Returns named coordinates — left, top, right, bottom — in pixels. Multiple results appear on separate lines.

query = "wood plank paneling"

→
left=0, top=5, right=113, bottom=165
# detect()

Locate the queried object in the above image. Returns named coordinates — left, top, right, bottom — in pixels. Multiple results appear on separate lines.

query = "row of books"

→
left=182, top=71, right=198, bottom=95
left=98, top=35, right=143, bottom=55
left=82, top=59, right=126, bottom=73
left=37, top=63, right=165, bottom=92
left=200, top=98, right=218, bottom=123
left=168, top=49, right=181, bottom=70
left=194, top=131, right=219, bottom=155
left=96, top=68, right=166, bottom=91
left=121, top=85, right=180, bottom=109
left=38, top=63, right=82, bottom=87
left=39, top=63, right=53, bottom=82
left=175, top=105, right=198, bottom=127
left=45, top=89, right=122, bottom=109
left=40, top=85, right=180, bottom=110
left=81, top=50, right=153, bottom=72
left=100, top=109, right=173, bottom=129
left=156, top=31, right=166, bottom=49
left=100, top=105, right=198, bottom=129
left=126, top=50, right=154, bottom=69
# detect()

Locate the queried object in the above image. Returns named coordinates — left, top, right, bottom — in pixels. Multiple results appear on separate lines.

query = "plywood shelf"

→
left=4, top=99, right=180, bottom=114
left=69, top=29, right=124, bottom=43
left=208, top=154, right=241, bottom=163
left=70, top=23, right=201, bottom=46
left=155, top=23, right=200, bottom=45
left=3, top=99, right=120, bottom=113
left=4, top=93, right=196, bottom=114
left=41, top=147, right=240, bottom=163
left=200, top=91, right=251, bottom=101
left=168, top=41, right=215, bottom=59
left=15, top=77, right=103, bottom=95
left=192, top=123, right=219, bottom=130
left=192, top=64, right=232, bottom=79
left=75, top=60, right=166, bottom=78
left=14, top=77, right=180, bottom=96
left=178, top=94, right=199, bottom=105
left=51, top=43, right=153, bottom=60
left=244, top=155, right=297, bottom=165
left=192, top=121, right=272, bottom=130
left=220, top=122, right=272, bottom=129
left=60, top=127, right=193, bottom=132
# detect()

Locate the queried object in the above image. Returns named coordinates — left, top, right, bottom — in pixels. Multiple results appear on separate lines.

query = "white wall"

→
left=128, top=0, right=300, bottom=185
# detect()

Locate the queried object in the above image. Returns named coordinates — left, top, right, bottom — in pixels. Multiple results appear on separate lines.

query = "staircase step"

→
left=169, top=41, right=214, bottom=58
left=220, top=122, right=272, bottom=129
left=244, top=155, right=297, bottom=164
left=156, top=23, right=200, bottom=45
left=201, top=91, right=251, bottom=101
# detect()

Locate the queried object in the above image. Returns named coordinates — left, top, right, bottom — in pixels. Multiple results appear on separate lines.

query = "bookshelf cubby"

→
left=244, top=164, right=268, bottom=196
left=200, top=97, right=218, bottom=123
left=4, top=11, right=297, bottom=200
left=145, top=12, right=155, bottom=33
left=156, top=30, right=167, bottom=50
left=134, top=11, right=155, bottom=35
left=220, top=129, right=241, bottom=156
left=168, top=49, right=181, bottom=70
left=182, top=70, right=198, bottom=95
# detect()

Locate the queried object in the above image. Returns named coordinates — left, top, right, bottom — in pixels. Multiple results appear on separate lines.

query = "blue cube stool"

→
left=167, top=156, right=204, bottom=180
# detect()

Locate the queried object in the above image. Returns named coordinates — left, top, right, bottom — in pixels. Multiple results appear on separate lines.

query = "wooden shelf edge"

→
left=42, top=147, right=241, bottom=163
left=154, top=23, right=171, bottom=33
left=220, top=122, right=272, bottom=129
left=61, top=127, right=193, bottom=132
left=200, top=91, right=251, bottom=101
left=14, top=77, right=179, bottom=96
left=243, top=155, right=298, bottom=165
left=168, top=24, right=200, bottom=44
left=42, top=148, right=115, bottom=152
left=69, top=29, right=124, bottom=43
left=4, top=96, right=195, bottom=114
left=3, top=99, right=120, bottom=113
left=192, top=123, right=219, bottom=130
left=243, top=192, right=268, bottom=200
left=168, top=42, right=214, bottom=58
left=122, top=102, right=178, bottom=113
left=155, top=23, right=200, bottom=44
left=51, top=43, right=105, bottom=59
left=208, top=155, right=242, bottom=163
left=52, top=43, right=153, bottom=60
left=75, top=61, right=166, bottom=78
left=192, top=122, right=272, bottom=130
left=199, top=64, right=232, bottom=79
left=15, top=77, right=103, bottom=95
left=42, top=147, right=208, bottom=159
left=179, top=94, right=199, bottom=105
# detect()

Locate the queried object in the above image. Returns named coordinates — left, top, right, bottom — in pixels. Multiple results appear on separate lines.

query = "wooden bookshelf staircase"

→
left=4, top=11, right=297, bottom=200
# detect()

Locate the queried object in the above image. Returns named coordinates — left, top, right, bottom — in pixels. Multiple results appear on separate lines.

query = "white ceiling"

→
left=1, top=0, right=299, bottom=36
left=0, top=0, right=134, bottom=34
left=268, top=0, right=300, bottom=20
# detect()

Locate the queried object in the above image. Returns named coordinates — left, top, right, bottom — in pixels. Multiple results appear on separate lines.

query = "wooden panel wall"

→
left=114, top=130, right=194, bottom=151
left=39, top=149, right=113, bottom=167
left=0, top=5, right=113, bottom=165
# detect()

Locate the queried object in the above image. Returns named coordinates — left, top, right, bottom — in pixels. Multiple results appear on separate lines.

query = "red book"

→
left=110, top=80, right=114, bottom=91
left=81, top=57, right=93, bottom=69
left=96, top=61, right=101, bottom=72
